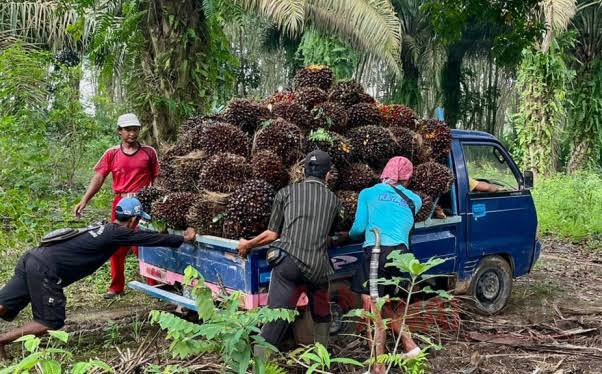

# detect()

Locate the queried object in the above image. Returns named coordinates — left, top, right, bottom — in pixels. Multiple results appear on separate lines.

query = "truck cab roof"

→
left=451, top=129, right=497, bottom=141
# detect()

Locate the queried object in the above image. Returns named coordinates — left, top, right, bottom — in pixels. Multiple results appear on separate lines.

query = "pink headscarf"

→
left=380, top=156, right=413, bottom=184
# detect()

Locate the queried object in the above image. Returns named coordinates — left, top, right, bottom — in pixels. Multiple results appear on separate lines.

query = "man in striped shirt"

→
left=237, top=150, right=342, bottom=352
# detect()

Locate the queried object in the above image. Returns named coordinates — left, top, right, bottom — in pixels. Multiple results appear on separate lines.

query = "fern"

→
left=265, top=362, right=287, bottom=374
left=308, top=128, right=333, bottom=144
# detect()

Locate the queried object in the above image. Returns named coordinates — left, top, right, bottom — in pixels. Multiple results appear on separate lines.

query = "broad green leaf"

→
left=39, top=359, right=61, bottom=374
left=331, top=357, right=363, bottom=366
left=48, top=330, right=69, bottom=343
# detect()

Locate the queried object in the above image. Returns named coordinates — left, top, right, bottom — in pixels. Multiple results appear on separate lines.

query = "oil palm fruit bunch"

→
left=347, top=102, right=383, bottom=128
left=55, top=48, right=80, bottom=67
left=293, top=65, right=334, bottom=91
left=175, top=124, right=205, bottom=156
left=359, top=92, right=377, bottom=104
left=253, top=118, right=305, bottom=166
left=251, top=150, right=289, bottom=189
left=409, top=161, right=454, bottom=198
left=389, top=127, right=423, bottom=162
left=328, top=80, right=365, bottom=108
left=379, top=104, right=417, bottom=129
left=179, top=114, right=223, bottom=138
left=152, top=192, right=196, bottom=229
left=335, top=190, right=359, bottom=231
left=137, top=186, right=165, bottom=215
left=294, top=86, right=328, bottom=111
left=306, top=129, right=352, bottom=167
left=223, top=98, right=272, bottom=134
left=337, top=163, right=377, bottom=191
left=271, top=101, right=313, bottom=132
left=172, top=156, right=204, bottom=192
left=417, top=119, right=452, bottom=161
left=199, top=153, right=251, bottom=193
left=198, top=122, right=249, bottom=157
left=186, top=195, right=227, bottom=237
left=264, top=90, right=295, bottom=106
left=415, top=192, right=434, bottom=222
left=347, top=125, right=397, bottom=168
left=223, top=180, right=275, bottom=238
left=311, top=101, right=349, bottom=133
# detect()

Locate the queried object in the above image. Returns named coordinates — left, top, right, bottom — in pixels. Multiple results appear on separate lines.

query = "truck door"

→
left=461, top=142, right=537, bottom=276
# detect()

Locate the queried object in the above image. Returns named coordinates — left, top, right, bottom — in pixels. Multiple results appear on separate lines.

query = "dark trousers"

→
left=261, top=255, right=331, bottom=347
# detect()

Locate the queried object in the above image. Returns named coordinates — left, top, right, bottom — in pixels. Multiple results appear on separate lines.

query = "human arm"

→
left=0, top=321, right=50, bottom=360
left=74, top=172, right=106, bottom=217
left=472, top=179, right=499, bottom=193
left=110, top=226, right=196, bottom=248
left=237, top=230, right=279, bottom=258
left=349, top=190, right=368, bottom=240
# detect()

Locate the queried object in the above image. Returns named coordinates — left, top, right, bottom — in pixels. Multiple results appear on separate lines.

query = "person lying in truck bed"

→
left=0, top=198, right=196, bottom=360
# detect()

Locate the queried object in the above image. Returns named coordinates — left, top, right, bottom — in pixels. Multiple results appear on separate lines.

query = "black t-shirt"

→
left=29, top=224, right=183, bottom=286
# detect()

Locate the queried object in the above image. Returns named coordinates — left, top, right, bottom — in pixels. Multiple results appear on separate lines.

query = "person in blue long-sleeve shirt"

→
left=345, top=156, right=422, bottom=373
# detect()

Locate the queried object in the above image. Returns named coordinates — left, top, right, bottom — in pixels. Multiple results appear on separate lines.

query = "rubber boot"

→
left=313, top=322, right=331, bottom=348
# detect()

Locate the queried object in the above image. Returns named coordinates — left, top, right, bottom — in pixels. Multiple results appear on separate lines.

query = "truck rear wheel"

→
left=469, top=256, right=512, bottom=315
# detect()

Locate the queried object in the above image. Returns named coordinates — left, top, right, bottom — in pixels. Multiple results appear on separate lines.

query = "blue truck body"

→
left=130, top=129, right=541, bottom=314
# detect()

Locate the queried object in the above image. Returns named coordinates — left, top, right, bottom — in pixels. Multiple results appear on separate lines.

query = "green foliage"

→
left=566, top=59, right=602, bottom=171
left=422, top=0, right=543, bottom=66
left=0, top=44, right=51, bottom=116
left=345, top=253, right=451, bottom=374
left=0, top=331, right=113, bottom=374
left=308, top=128, right=333, bottom=144
left=513, top=36, right=575, bottom=176
left=532, top=172, right=602, bottom=240
left=151, top=266, right=297, bottom=373
left=291, top=342, right=362, bottom=374
left=296, top=29, right=358, bottom=80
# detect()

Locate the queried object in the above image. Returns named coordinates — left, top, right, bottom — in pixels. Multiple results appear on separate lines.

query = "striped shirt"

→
left=268, top=177, right=342, bottom=284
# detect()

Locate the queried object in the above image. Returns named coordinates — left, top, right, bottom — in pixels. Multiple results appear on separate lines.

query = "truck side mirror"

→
left=523, top=170, right=534, bottom=190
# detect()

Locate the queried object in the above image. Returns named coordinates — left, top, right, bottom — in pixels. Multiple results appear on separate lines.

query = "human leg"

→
left=307, top=282, right=331, bottom=347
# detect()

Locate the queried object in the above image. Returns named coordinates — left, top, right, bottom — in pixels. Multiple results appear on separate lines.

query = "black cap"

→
left=304, top=150, right=332, bottom=175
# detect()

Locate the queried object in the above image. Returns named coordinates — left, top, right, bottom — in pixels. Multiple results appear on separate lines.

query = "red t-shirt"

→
left=94, top=144, right=160, bottom=194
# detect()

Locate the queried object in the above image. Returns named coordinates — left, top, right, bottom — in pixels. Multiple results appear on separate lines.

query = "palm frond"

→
left=308, top=0, right=401, bottom=72
left=234, top=0, right=307, bottom=36
left=543, top=0, right=577, bottom=31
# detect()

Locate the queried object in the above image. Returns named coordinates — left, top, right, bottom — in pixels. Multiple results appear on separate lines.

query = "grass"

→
left=531, top=172, right=602, bottom=242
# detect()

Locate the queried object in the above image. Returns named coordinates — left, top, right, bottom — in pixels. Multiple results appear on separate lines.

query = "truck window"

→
left=462, top=144, right=519, bottom=192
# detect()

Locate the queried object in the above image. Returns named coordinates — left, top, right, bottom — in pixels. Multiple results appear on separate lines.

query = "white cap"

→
left=117, top=113, right=141, bottom=128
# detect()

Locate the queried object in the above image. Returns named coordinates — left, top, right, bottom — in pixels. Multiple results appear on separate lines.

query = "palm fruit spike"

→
left=198, top=122, right=250, bottom=157
left=379, top=104, right=418, bottom=129
left=294, top=86, right=328, bottom=111
left=264, top=89, right=295, bottom=106
left=186, top=193, right=228, bottom=237
left=409, top=161, right=454, bottom=198
left=306, top=128, right=352, bottom=168
left=311, top=101, right=349, bottom=133
left=199, top=153, right=251, bottom=193
left=271, top=101, right=313, bottom=132
left=335, top=190, right=359, bottom=231
left=347, top=102, right=384, bottom=128
left=152, top=192, right=196, bottom=229
left=223, top=98, right=272, bottom=134
left=293, top=65, right=334, bottom=91
left=415, top=192, right=434, bottom=222
left=136, top=186, right=165, bottom=215
left=223, top=179, right=275, bottom=239
left=337, top=163, right=377, bottom=191
left=417, top=119, right=452, bottom=161
left=253, top=118, right=305, bottom=166
left=251, top=150, right=289, bottom=189
left=328, top=80, right=365, bottom=108
left=389, top=127, right=423, bottom=163
left=346, top=125, right=398, bottom=168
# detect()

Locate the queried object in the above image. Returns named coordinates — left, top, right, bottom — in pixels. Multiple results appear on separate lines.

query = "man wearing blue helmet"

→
left=0, top=198, right=195, bottom=360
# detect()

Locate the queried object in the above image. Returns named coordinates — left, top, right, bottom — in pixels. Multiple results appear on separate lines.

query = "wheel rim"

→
left=476, top=269, right=501, bottom=303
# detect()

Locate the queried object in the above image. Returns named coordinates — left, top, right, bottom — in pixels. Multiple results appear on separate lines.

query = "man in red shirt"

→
left=74, top=113, right=160, bottom=298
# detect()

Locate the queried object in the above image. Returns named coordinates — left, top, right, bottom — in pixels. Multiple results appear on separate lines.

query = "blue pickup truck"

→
left=130, top=129, right=540, bottom=317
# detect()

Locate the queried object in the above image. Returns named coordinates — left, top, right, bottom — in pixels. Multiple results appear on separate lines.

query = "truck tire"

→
left=469, top=255, right=512, bottom=315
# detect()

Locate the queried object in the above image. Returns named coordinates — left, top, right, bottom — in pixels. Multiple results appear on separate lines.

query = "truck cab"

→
left=131, top=129, right=540, bottom=316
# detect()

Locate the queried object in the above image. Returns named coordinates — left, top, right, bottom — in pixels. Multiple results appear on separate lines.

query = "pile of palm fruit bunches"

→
left=137, top=65, right=454, bottom=239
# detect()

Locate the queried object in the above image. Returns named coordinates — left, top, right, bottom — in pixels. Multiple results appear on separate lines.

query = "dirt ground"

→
left=2, top=237, right=600, bottom=373
left=427, top=237, right=602, bottom=374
